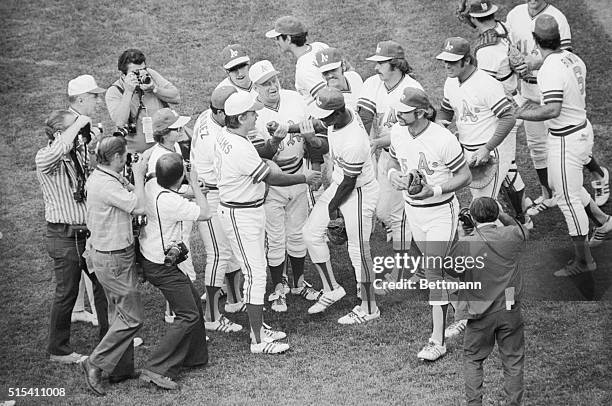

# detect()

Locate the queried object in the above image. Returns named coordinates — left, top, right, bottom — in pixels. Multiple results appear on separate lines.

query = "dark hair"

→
left=225, top=114, right=243, bottom=129
left=533, top=32, right=561, bottom=51
left=45, top=110, right=75, bottom=139
left=227, top=62, right=249, bottom=73
left=96, top=136, right=127, bottom=165
left=473, top=14, right=496, bottom=23
left=118, top=49, right=146, bottom=74
left=156, top=153, right=184, bottom=188
left=154, top=128, right=172, bottom=143
left=389, top=58, right=413, bottom=75
left=470, top=197, right=499, bottom=223
left=279, top=32, right=308, bottom=47
left=210, top=103, right=224, bottom=115
left=423, top=105, right=437, bottom=122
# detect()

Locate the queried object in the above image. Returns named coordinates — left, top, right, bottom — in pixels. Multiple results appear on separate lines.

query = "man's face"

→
left=164, top=128, right=180, bottom=143
left=322, top=66, right=344, bottom=89
left=321, top=110, right=339, bottom=127
left=78, top=92, right=101, bottom=116
left=443, top=59, right=467, bottom=78
left=227, top=63, right=251, bottom=88
left=126, top=62, right=146, bottom=76
left=527, top=0, right=547, bottom=13
left=396, top=110, right=419, bottom=127
left=241, top=111, right=258, bottom=131
left=273, top=35, right=291, bottom=53
left=117, top=150, right=128, bottom=168
left=374, top=61, right=395, bottom=82
left=254, top=76, right=281, bottom=104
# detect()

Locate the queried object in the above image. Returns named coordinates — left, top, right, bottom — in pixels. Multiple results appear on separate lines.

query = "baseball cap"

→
left=436, top=37, right=471, bottom=62
left=67, top=75, right=106, bottom=96
left=309, top=87, right=345, bottom=119
left=314, top=47, right=343, bottom=72
left=248, top=60, right=280, bottom=85
left=467, top=0, right=498, bottom=17
left=394, top=87, right=431, bottom=113
left=533, top=14, right=560, bottom=40
left=152, top=108, right=191, bottom=133
left=366, top=41, right=405, bottom=62
left=221, top=44, right=250, bottom=70
left=265, top=16, right=306, bottom=38
left=224, top=92, right=264, bottom=116
left=211, top=86, right=238, bottom=110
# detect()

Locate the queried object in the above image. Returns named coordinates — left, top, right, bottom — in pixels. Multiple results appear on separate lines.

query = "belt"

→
left=522, top=77, right=537, bottom=85
left=221, top=198, right=265, bottom=209
left=96, top=247, right=130, bottom=254
left=204, top=183, right=218, bottom=190
left=549, top=121, right=587, bottom=137
left=406, top=195, right=455, bottom=208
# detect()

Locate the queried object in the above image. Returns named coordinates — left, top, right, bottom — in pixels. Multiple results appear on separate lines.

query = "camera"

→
left=113, top=123, right=137, bottom=137
left=164, top=241, right=189, bottom=266
left=73, top=188, right=86, bottom=203
left=132, top=214, right=147, bottom=238
left=134, top=69, right=152, bottom=86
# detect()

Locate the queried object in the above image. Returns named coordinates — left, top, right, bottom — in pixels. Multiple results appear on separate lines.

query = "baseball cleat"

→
left=205, top=315, right=243, bottom=333
left=307, top=286, right=346, bottom=314
left=71, top=310, right=94, bottom=324
left=417, top=338, right=447, bottom=362
left=590, top=216, right=612, bottom=247
left=338, top=305, right=380, bottom=325
left=260, top=322, right=287, bottom=342
left=224, top=301, right=247, bottom=313
left=291, top=281, right=322, bottom=301
left=250, top=341, right=290, bottom=354
left=444, top=319, right=467, bottom=339
left=269, top=292, right=288, bottom=313
left=592, top=167, right=610, bottom=206
left=553, top=259, right=596, bottom=277
left=526, top=196, right=557, bottom=217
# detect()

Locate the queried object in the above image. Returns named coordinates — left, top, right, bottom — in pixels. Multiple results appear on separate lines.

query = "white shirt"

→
left=475, top=21, right=518, bottom=97
left=147, top=143, right=182, bottom=178
left=390, top=121, right=466, bottom=206
left=328, top=111, right=375, bottom=188
left=191, top=109, right=223, bottom=186
left=441, top=68, right=512, bottom=148
left=215, top=77, right=258, bottom=97
left=339, top=70, right=364, bottom=110
left=214, top=128, right=270, bottom=206
left=295, top=42, right=329, bottom=106
left=139, top=180, right=200, bottom=264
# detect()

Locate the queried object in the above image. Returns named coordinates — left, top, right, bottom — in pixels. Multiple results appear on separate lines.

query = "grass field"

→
left=1, top=0, right=611, bottom=404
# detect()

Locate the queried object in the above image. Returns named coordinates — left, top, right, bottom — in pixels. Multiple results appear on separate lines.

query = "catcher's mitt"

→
left=407, top=169, right=425, bottom=195
left=327, top=217, right=348, bottom=245
left=469, top=155, right=499, bottom=189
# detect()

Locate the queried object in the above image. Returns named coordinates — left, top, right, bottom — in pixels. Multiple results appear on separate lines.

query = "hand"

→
left=139, top=70, right=156, bottom=92
left=470, top=146, right=491, bottom=167
left=304, top=169, right=322, bottom=186
left=299, top=119, right=315, bottom=142
left=188, top=163, right=201, bottom=186
left=131, top=155, right=148, bottom=179
left=389, top=171, right=410, bottom=190
left=513, top=62, right=528, bottom=76
left=524, top=53, right=542, bottom=71
left=123, top=72, right=139, bottom=93
left=370, top=138, right=382, bottom=155
left=409, top=183, right=434, bottom=200
left=436, top=119, right=451, bottom=128
left=272, top=122, right=289, bottom=140
left=75, top=114, right=92, bottom=129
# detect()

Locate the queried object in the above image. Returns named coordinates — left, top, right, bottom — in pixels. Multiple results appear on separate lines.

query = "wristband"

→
left=387, top=168, right=399, bottom=181
left=432, top=185, right=443, bottom=198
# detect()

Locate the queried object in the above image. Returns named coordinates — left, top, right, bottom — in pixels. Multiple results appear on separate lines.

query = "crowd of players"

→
left=35, top=0, right=611, bottom=403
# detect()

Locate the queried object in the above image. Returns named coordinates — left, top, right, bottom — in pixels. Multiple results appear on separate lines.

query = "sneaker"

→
left=250, top=341, right=290, bottom=354
left=338, top=305, right=380, bottom=325
left=140, top=368, right=179, bottom=390
left=526, top=196, right=557, bottom=217
left=592, top=167, right=610, bottom=206
left=164, top=311, right=175, bottom=324
left=290, top=281, right=322, bottom=301
left=224, top=301, right=247, bottom=313
left=71, top=310, right=94, bottom=324
left=553, top=259, right=596, bottom=277
left=133, top=337, right=144, bottom=347
left=261, top=322, right=287, bottom=342
left=205, top=315, right=243, bottom=332
left=444, top=319, right=467, bottom=339
left=269, top=292, right=288, bottom=313
left=417, top=338, right=447, bottom=361
left=50, top=352, right=87, bottom=364
left=307, top=286, right=346, bottom=314
left=524, top=196, right=534, bottom=210
left=590, top=216, right=612, bottom=247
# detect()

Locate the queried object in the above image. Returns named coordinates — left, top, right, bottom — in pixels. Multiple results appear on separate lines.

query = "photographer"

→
left=138, top=153, right=211, bottom=390
left=36, top=75, right=109, bottom=365
left=106, top=48, right=180, bottom=154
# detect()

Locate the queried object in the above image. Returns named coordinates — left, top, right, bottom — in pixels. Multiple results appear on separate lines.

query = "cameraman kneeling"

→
left=138, top=153, right=211, bottom=390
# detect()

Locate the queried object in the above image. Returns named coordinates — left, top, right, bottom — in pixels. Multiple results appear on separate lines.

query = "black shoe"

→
left=81, top=357, right=106, bottom=396
left=139, top=368, right=179, bottom=390
left=108, top=370, right=140, bottom=384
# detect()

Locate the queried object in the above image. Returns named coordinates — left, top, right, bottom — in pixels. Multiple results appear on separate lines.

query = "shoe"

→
left=205, top=315, right=243, bottom=333
left=139, top=369, right=179, bottom=390
left=417, top=338, right=447, bottom=361
left=109, top=370, right=140, bottom=384
left=338, top=305, right=380, bottom=325
left=133, top=337, right=144, bottom=347
left=224, top=301, right=247, bottom=313
left=81, top=357, right=105, bottom=396
left=290, top=281, right=322, bottom=301
left=260, top=322, right=287, bottom=342
left=590, top=216, right=612, bottom=247
left=526, top=196, right=557, bottom=217
left=269, top=292, right=287, bottom=313
left=444, top=319, right=467, bottom=339
left=50, top=352, right=87, bottom=364
left=71, top=310, right=93, bottom=324
left=250, top=341, right=290, bottom=354
left=524, top=196, right=534, bottom=209
left=280, top=276, right=291, bottom=295
left=553, top=259, right=596, bottom=277
left=592, top=167, right=610, bottom=206
left=164, top=311, right=175, bottom=324
left=307, top=286, right=346, bottom=314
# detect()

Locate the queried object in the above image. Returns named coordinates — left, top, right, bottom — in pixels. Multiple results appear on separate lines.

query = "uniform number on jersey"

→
left=460, top=99, right=478, bottom=123
left=572, top=66, right=585, bottom=96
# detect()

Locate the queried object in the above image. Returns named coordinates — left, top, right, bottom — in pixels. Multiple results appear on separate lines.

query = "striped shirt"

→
left=35, top=136, right=88, bottom=225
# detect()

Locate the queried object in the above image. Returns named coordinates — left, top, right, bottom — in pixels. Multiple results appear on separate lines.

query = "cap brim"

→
left=318, top=61, right=342, bottom=73
left=169, top=116, right=191, bottom=129
left=224, top=56, right=250, bottom=70
left=249, top=99, right=264, bottom=112
left=469, top=4, right=498, bottom=17
left=394, top=101, right=416, bottom=113
left=252, top=70, right=280, bottom=85
left=265, top=29, right=281, bottom=38
left=309, top=104, right=335, bottom=119
left=436, top=52, right=464, bottom=62
left=366, top=55, right=393, bottom=62
left=89, top=86, right=106, bottom=94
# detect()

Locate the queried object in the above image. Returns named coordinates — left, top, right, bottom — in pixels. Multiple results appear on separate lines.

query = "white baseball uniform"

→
left=538, top=50, right=592, bottom=236
left=303, top=111, right=379, bottom=287
left=357, top=74, right=423, bottom=250
left=295, top=42, right=329, bottom=106
left=506, top=3, right=572, bottom=169
left=441, top=68, right=513, bottom=200
left=339, top=70, right=364, bottom=110
left=191, top=109, right=241, bottom=288
left=215, top=127, right=271, bottom=305
left=215, top=77, right=258, bottom=97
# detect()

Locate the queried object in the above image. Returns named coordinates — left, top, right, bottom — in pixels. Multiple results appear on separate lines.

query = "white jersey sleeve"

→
left=295, top=42, right=329, bottom=105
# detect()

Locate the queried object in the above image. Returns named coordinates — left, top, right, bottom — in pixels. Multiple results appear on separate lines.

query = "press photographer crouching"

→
left=36, top=75, right=109, bottom=365
left=447, top=197, right=528, bottom=406
left=137, top=153, right=211, bottom=390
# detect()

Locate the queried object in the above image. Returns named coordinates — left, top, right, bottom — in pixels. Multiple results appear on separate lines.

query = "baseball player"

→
left=516, top=15, right=612, bottom=276
left=313, top=47, right=364, bottom=110
left=388, top=87, right=472, bottom=361
left=247, top=60, right=323, bottom=311
left=357, top=40, right=423, bottom=254
left=215, top=44, right=257, bottom=96
left=302, top=87, right=380, bottom=324
left=506, top=0, right=609, bottom=211
left=191, top=85, right=245, bottom=333
left=215, top=91, right=321, bottom=353
left=436, top=37, right=516, bottom=204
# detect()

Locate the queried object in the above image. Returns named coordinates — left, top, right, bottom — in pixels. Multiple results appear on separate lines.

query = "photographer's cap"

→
left=314, top=47, right=343, bottom=72
left=221, top=44, right=250, bottom=70
left=467, top=0, right=498, bottom=17
left=265, top=16, right=306, bottom=38
left=366, top=41, right=405, bottom=62
left=394, top=87, right=431, bottom=113
left=68, top=75, right=106, bottom=96
left=309, top=87, right=345, bottom=119
left=211, top=86, right=238, bottom=110
left=436, top=37, right=471, bottom=62
left=224, top=92, right=264, bottom=116
left=249, top=60, right=280, bottom=85
left=533, top=14, right=560, bottom=40
left=152, top=108, right=191, bottom=133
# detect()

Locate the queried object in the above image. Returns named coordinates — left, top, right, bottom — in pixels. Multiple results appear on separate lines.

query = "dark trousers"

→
left=141, top=257, right=208, bottom=379
left=463, top=307, right=525, bottom=406
left=46, top=223, right=109, bottom=355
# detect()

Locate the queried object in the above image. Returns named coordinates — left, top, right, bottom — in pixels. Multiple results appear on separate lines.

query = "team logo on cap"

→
left=400, top=94, right=406, bottom=103
left=376, top=44, right=382, bottom=54
left=481, top=2, right=488, bottom=11
left=316, top=98, right=323, bottom=106
left=445, top=42, right=454, bottom=51
left=319, top=53, right=328, bottom=63
left=230, top=49, right=238, bottom=58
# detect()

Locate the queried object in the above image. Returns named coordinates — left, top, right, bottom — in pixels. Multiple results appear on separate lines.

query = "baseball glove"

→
left=407, top=169, right=425, bottom=195
left=327, top=217, right=348, bottom=245
left=508, top=45, right=530, bottom=78
left=469, top=155, right=499, bottom=189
